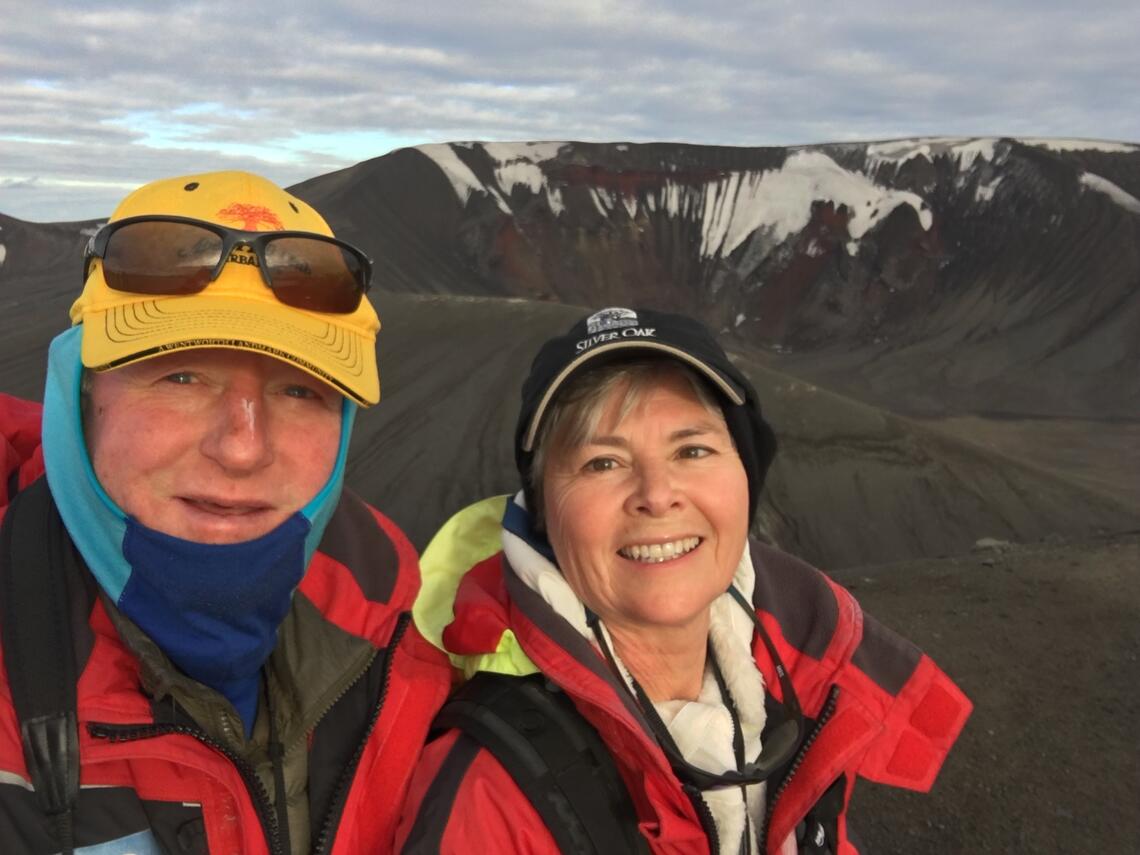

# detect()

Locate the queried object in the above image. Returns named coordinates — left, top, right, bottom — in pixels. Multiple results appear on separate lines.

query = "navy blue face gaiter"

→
left=118, top=513, right=311, bottom=731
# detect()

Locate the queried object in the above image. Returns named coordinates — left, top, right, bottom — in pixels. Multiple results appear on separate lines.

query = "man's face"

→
left=85, top=348, right=342, bottom=544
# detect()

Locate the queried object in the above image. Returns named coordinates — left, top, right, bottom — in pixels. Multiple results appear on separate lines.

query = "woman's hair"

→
left=528, top=358, right=728, bottom=529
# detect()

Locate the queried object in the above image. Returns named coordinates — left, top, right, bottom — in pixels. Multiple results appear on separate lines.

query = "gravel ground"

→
left=830, top=533, right=1140, bottom=853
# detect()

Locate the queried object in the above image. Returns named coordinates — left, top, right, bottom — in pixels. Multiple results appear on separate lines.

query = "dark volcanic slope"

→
left=0, top=214, right=96, bottom=400
left=292, top=138, right=1140, bottom=421
left=355, top=295, right=1137, bottom=568
left=2, top=244, right=1135, bottom=569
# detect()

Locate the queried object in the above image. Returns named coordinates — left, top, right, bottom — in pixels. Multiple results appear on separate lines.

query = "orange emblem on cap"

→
left=217, top=203, right=285, bottom=231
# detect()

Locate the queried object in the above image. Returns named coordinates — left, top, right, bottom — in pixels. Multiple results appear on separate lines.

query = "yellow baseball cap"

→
left=71, top=171, right=381, bottom=405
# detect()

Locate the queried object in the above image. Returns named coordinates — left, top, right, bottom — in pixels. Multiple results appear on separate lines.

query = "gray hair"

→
left=529, top=358, right=727, bottom=529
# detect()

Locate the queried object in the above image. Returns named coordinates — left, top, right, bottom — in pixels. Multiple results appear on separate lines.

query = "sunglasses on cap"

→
left=83, top=215, right=373, bottom=314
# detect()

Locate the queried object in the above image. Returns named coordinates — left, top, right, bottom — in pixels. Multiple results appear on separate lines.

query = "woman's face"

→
left=542, top=368, right=750, bottom=636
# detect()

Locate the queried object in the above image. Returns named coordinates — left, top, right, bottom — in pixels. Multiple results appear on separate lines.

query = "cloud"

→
left=2, top=0, right=1138, bottom=220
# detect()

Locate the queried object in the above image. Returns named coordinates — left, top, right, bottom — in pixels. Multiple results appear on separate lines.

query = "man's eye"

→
left=284, top=385, right=318, bottom=399
left=163, top=372, right=195, bottom=385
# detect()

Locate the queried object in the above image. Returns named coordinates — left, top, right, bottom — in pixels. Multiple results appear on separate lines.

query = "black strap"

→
left=433, top=672, right=649, bottom=855
left=1, top=478, right=80, bottom=855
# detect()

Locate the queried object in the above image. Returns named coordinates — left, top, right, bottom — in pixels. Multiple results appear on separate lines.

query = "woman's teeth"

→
left=619, top=537, right=701, bottom=563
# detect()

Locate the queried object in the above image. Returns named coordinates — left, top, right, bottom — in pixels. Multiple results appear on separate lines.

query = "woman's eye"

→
left=678, top=445, right=713, bottom=459
left=584, top=456, right=618, bottom=473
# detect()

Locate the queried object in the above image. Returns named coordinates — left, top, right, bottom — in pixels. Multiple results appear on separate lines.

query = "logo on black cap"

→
left=586, top=307, right=639, bottom=334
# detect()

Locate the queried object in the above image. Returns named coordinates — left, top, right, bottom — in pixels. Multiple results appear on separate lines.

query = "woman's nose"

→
left=625, top=461, right=682, bottom=516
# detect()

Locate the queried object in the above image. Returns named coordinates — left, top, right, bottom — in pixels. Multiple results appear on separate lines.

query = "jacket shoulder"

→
left=415, top=495, right=510, bottom=651
left=749, top=539, right=860, bottom=672
left=750, top=541, right=972, bottom=793
left=299, top=489, right=423, bottom=644
left=0, top=394, right=44, bottom=513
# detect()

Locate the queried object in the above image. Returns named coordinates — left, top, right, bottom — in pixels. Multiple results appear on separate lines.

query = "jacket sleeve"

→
left=0, top=394, right=44, bottom=510
left=841, top=610, right=972, bottom=792
left=396, top=729, right=562, bottom=854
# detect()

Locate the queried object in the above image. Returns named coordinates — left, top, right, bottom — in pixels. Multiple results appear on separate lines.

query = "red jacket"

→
left=0, top=393, right=452, bottom=854
left=397, top=502, right=971, bottom=854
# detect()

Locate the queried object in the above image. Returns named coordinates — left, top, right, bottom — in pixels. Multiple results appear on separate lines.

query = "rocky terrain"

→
left=837, top=533, right=1140, bottom=854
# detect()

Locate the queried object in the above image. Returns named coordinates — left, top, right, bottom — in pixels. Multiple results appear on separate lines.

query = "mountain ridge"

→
left=2, top=137, right=1137, bottom=565
left=290, top=136, right=1140, bottom=420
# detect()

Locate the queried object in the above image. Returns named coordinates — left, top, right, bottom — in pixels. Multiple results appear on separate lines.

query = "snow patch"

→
left=734, top=313, right=745, bottom=327
left=1079, top=172, right=1140, bottom=214
left=483, top=142, right=565, bottom=212
left=1025, top=139, right=1138, bottom=154
left=661, top=150, right=932, bottom=258
left=976, top=176, right=1003, bottom=203
left=589, top=187, right=612, bottom=217
left=482, top=141, right=564, bottom=164
left=545, top=187, right=566, bottom=216
left=495, top=161, right=545, bottom=195
left=419, top=141, right=569, bottom=216
left=0, top=244, right=6, bottom=266
left=952, top=139, right=998, bottom=169
left=866, top=137, right=997, bottom=170
left=591, top=186, right=642, bottom=222
left=417, top=143, right=509, bottom=213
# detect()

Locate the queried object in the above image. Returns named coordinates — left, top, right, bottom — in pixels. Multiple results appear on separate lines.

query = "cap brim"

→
left=521, top=340, right=745, bottom=451
left=80, top=294, right=380, bottom=405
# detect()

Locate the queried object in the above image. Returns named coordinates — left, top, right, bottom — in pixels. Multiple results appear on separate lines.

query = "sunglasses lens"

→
left=263, top=237, right=366, bottom=313
left=101, top=221, right=222, bottom=295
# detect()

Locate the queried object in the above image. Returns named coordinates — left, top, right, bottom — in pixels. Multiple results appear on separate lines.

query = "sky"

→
left=2, top=0, right=1138, bottom=223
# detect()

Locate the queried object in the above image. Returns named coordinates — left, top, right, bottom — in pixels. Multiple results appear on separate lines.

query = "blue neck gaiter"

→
left=41, top=327, right=357, bottom=736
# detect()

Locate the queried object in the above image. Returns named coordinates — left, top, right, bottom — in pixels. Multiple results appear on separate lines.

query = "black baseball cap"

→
left=515, top=306, right=777, bottom=523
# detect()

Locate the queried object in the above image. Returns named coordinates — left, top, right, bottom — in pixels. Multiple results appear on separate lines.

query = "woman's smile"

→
left=617, top=536, right=702, bottom=563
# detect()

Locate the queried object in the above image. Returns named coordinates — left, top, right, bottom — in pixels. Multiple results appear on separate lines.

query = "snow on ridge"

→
left=417, top=142, right=567, bottom=215
left=866, top=137, right=997, bottom=170
left=976, top=176, right=1003, bottom=203
left=1079, top=172, right=1140, bottom=214
left=482, top=142, right=567, bottom=215
left=0, top=244, right=6, bottom=266
left=1025, top=139, right=1138, bottom=154
left=417, top=143, right=509, bottom=213
left=685, top=151, right=932, bottom=258
left=481, top=141, right=565, bottom=163
left=580, top=150, right=933, bottom=258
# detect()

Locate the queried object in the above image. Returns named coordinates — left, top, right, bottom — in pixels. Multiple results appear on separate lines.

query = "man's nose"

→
left=625, top=460, right=683, bottom=516
left=199, top=389, right=274, bottom=472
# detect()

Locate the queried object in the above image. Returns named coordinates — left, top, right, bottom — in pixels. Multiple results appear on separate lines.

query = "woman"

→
left=399, top=307, right=971, bottom=854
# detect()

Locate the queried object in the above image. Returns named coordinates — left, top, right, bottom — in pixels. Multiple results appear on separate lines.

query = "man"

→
left=0, top=172, right=451, bottom=854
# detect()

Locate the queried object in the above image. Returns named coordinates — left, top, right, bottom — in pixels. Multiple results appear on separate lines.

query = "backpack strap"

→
left=0, top=478, right=80, bottom=855
left=434, top=672, right=649, bottom=855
